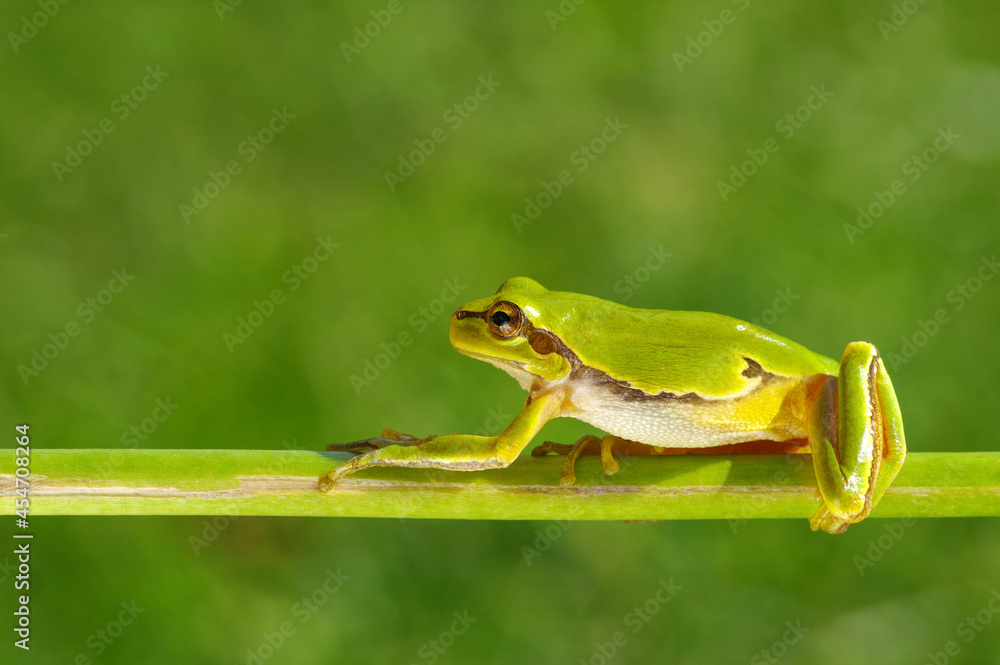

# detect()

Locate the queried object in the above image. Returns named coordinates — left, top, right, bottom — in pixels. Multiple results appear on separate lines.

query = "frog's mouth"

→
left=455, top=346, right=528, bottom=369
left=458, top=348, right=540, bottom=391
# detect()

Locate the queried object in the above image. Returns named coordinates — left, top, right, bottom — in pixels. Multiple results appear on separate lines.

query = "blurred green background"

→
left=2, top=1, right=999, bottom=663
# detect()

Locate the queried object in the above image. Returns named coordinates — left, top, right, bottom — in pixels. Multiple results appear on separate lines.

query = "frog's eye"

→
left=487, top=301, right=523, bottom=338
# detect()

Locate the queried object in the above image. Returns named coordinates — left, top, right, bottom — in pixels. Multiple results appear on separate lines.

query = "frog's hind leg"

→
left=807, top=343, right=906, bottom=534
left=532, top=435, right=628, bottom=485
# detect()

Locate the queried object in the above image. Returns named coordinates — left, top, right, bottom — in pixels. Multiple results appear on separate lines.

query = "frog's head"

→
left=450, top=277, right=573, bottom=389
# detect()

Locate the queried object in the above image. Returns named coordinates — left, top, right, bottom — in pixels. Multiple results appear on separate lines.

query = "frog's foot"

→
left=326, top=428, right=429, bottom=453
left=809, top=504, right=851, bottom=535
left=806, top=343, right=906, bottom=535
left=532, top=435, right=625, bottom=485
left=532, top=437, right=596, bottom=485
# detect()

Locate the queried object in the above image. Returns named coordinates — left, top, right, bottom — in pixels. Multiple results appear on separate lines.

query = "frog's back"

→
left=532, top=291, right=838, bottom=398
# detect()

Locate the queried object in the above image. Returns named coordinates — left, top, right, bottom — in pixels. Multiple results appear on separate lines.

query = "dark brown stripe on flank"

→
left=741, top=357, right=766, bottom=378
left=537, top=327, right=708, bottom=404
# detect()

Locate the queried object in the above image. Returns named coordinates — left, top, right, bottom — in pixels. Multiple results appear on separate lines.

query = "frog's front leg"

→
left=318, top=391, right=563, bottom=490
left=807, top=342, right=906, bottom=534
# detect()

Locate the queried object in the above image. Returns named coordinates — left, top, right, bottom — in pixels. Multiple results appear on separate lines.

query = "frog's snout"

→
left=449, top=310, right=464, bottom=348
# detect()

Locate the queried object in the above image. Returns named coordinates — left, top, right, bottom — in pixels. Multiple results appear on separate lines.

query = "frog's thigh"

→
left=808, top=343, right=906, bottom=533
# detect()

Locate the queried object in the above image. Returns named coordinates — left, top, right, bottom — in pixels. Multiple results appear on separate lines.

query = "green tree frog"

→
left=320, top=277, right=905, bottom=534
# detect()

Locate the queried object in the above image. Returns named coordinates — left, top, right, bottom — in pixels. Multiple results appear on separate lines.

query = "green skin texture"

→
left=320, top=277, right=906, bottom=534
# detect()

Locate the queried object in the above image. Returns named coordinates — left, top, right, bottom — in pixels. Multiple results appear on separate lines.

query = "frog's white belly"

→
left=560, top=376, right=809, bottom=448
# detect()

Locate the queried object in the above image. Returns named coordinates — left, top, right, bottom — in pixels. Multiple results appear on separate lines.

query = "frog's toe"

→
left=318, top=469, right=341, bottom=492
left=560, top=435, right=602, bottom=484
left=381, top=428, right=428, bottom=442
left=532, top=436, right=609, bottom=484
left=557, top=467, right=577, bottom=485
left=326, top=440, right=384, bottom=453
left=599, top=436, right=621, bottom=476
left=558, top=450, right=585, bottom=485
left=809, top=505, right=852, bottom=535
left=532, top=441, right=574, bottom=457
left=326, top=436, right=403, bottom=453
left=327, top=429, right=430, bottom=453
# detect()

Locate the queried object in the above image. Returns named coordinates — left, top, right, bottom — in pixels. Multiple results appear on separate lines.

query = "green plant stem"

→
left=2, top=450, right=998, bottom=520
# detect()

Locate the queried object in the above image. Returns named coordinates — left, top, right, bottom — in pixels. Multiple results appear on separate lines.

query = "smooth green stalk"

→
left=1, top=450, right=998, bottom=520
